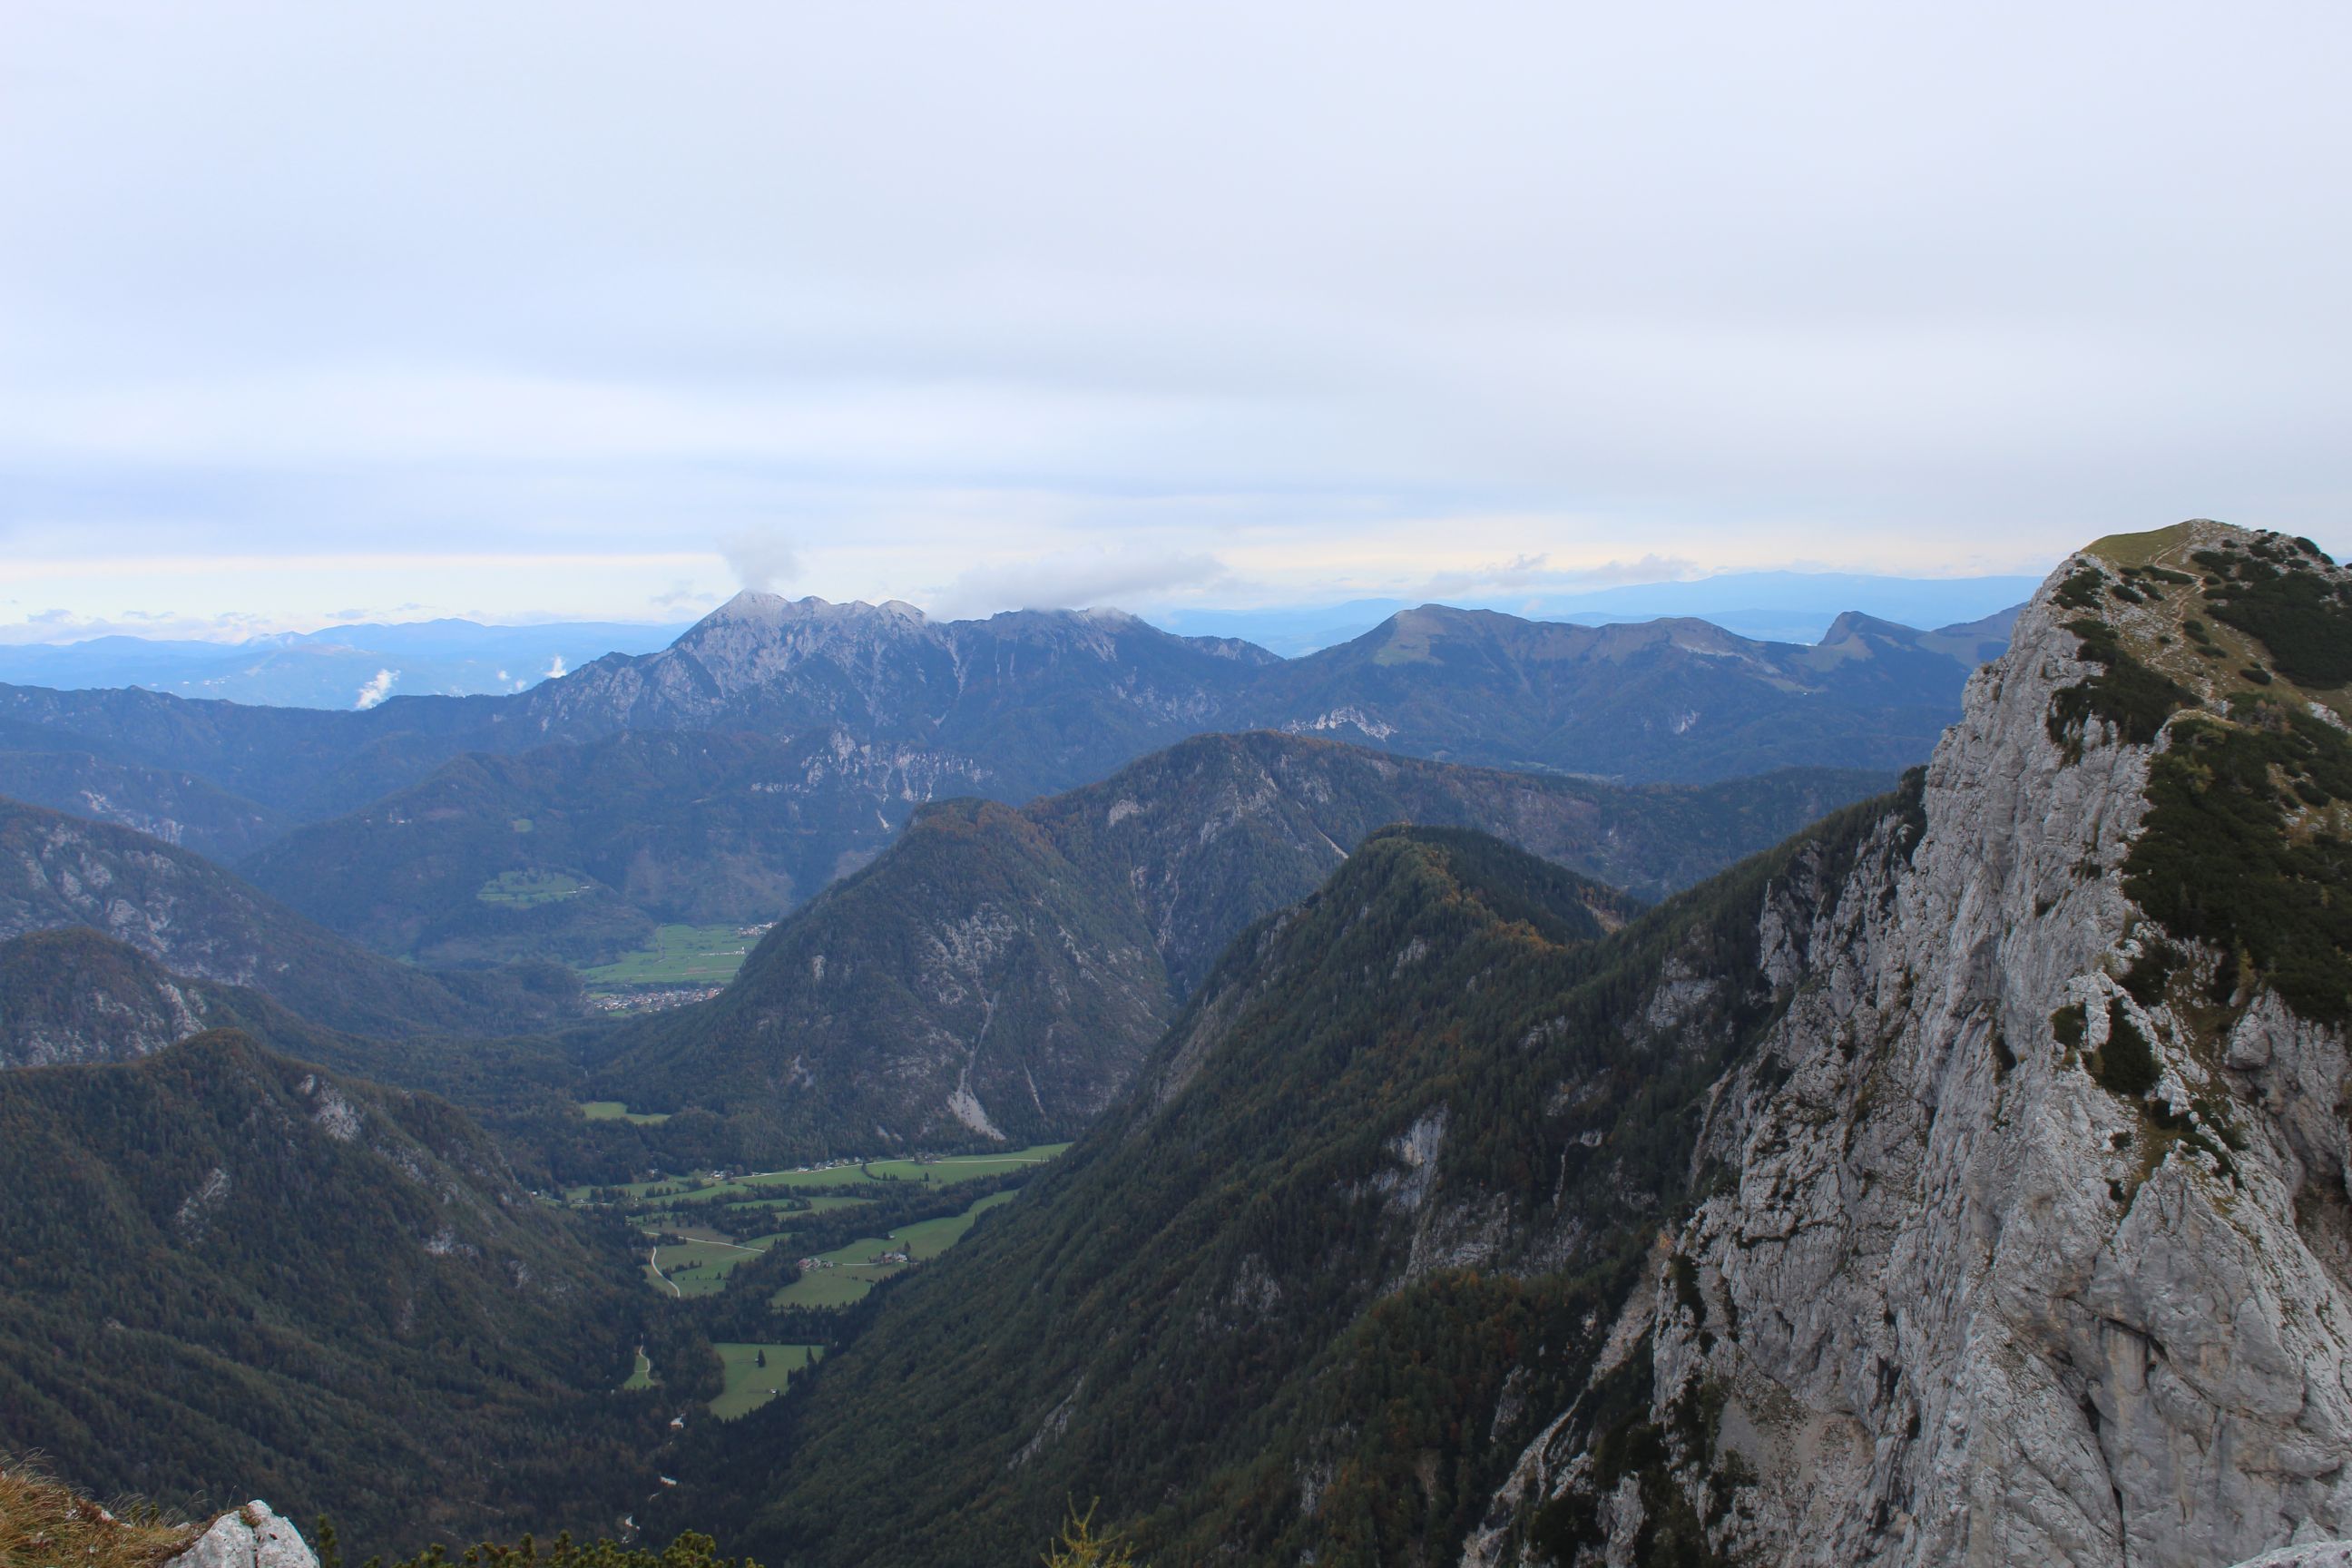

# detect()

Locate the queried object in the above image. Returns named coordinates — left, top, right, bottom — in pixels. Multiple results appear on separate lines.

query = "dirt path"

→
left=647, top=1245, right=681, bottom=1298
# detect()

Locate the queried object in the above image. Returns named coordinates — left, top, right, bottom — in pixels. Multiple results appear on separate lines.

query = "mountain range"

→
left=1153, top=569, right=2043, bottom=653
left=0, top=595, right=2008, bottom=978
left=588, top=733, right=1886, bottom=1158
left=0, top=572, right=2034, bottom=700
left=15, top=523, right=2348, bottom=1566
left=0, top=618, right=688, bottom=709
left=633, top=520, right=2352, bottom=1566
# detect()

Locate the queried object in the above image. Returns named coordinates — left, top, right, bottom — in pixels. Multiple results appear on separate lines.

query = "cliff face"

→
left=1475, top=522, right=2352, bottom=1567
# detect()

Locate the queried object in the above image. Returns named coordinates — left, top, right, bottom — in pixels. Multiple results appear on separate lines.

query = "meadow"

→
left=646, top=1234, right=789, bottom=1298
left=564, top=1144, right=1068, bottom=1205
left=475, top=868, right=591, bottom=906
left=769, top=1190, right=1019, bottom=1309
left=580, top=924, right=756, bottom=988
left=579, top=1100, right=671, bottom=1125
left=710, top=1343, right=821, bottom=1420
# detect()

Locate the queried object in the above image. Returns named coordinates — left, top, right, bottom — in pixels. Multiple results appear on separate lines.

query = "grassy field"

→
left=564, top=1144, right=1069, bottom=1206
left=769, top=1189, right=1020, bottom=1309
left=649, top=1235, right=788, bottom=1298
left=710, top=1343, right=821, bottom=1420
left=580, top=923, right=755, bottom=988
left=710, top=1192, right=876, bottom=1216
left=580, top=1100, right=671, bottom=1125
left=476, top=868, right=591, bottom=906
left=622, top=1348, right=654, bottom=1390
left=859, top=1148, right=1070, bottom=1184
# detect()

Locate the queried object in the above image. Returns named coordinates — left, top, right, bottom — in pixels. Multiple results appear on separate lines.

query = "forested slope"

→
left=0, top=1032, right=664, bottom=1557
left=0, top=797, right=581, bottom=1038
left=592, top=734, right=1882, bottom=1158
left=690, top=809, right=1896, bottom=1565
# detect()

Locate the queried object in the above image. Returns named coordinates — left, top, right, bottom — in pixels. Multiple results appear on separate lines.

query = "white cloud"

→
left=354, top=668, right=398, bottom=709
left=719, top=531, right=800, bottom=594
left=544, top=654, right=566, bottom=679
left=926, top=549, right=1230, bottom=619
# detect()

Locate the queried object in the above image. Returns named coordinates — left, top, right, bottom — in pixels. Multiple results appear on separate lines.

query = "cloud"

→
left=720, top=532, right=800, bottom=594
left=5, top=3, right=2350, bottom=623
left=1409, top=551, right=1702, bottom=602
left=1556, top=554, right=1704, bottom=588
left=1416, top=553, right=1554, bottom=598
left=927, top=549, right=1230, bottom=619
left=544, top=654, right=567, bottom=679
left=354, top=668, right=398, bottom=709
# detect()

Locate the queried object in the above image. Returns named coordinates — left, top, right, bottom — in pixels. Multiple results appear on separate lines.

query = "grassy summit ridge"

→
left=2067, top=522, right=2352, bottom=1023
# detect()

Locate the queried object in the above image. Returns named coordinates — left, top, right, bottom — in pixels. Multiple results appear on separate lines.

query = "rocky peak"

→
left=1476, top=519, right=2352, bottom=1566
left=700, top=590, right=929, bottom=630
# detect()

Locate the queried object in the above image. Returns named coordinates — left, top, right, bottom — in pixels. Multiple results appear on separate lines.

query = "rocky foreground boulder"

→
left=165, top=1502, right=316, bottom=1568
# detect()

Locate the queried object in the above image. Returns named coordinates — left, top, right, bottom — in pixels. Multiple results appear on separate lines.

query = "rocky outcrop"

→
left=1473, top=524, right=2352, bottom=1566
left=165, top=1502, right=317, bottom=1568
left=2231, top=1547, right=2352, bottom=1568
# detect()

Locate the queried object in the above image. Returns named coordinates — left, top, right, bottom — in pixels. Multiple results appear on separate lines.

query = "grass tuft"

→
left=0, top=1459, right=196, bottom=1568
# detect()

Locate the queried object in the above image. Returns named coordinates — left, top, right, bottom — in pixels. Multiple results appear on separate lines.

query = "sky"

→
left=4, top=1, right=2349, bottom=642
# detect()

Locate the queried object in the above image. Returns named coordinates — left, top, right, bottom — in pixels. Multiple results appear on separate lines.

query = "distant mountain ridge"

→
left=589, top=731, right=1890, bottom=1157
left=0, top=597, right=2008, bottom=920
left=0, top=797, right=581, bottom=1039
left=1154, top=570, right=2042, bottom=652
left=0, top=617, right=689, bottom=708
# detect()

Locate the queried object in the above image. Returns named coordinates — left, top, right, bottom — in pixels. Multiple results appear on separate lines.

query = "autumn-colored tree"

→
left=1041, top=1502, right=1141, bottom=1568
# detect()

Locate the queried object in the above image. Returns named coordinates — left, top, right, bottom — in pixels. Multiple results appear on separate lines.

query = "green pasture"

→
left=580, top=924, right=754, bottom=988
left=769, top=1189, right=1021, bottom=1309
left=621, top=1348, right=654, bottom=1391
left=477, top=868, right=591, bottom=906
left=710, top=1343, right=821, bottom=1421
left=648, top=1235, right=785, bottom=1298
left=579, top=1101, right=671, bottom=1125
left=564, top=1143, right=1067, bottom=1206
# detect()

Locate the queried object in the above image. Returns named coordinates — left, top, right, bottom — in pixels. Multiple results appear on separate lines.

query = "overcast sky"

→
left=4, top=1, right=2347, bottom=640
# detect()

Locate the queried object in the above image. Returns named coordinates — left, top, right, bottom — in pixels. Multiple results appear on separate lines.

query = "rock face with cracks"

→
left=164, top=1502, right=317, bottom=1568
left=1471, top=523, right=2352, bottom=1568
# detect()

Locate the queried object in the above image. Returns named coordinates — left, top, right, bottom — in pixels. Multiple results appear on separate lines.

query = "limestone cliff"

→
left=1471, top=522, right=2352, bottom=1566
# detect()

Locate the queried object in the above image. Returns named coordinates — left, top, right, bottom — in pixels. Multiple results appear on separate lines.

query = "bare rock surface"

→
left=2230, top=1546, right=2352, bottom=1568
left=1471, top=524, right=2352, bottom=1567
left=164, top=1502, right=317, bottom=1568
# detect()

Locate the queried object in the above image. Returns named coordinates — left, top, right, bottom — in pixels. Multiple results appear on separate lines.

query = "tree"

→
left=1042, top=1502, right=1141, bottom=1568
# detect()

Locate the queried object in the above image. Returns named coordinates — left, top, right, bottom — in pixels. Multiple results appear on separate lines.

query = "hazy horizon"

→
left=5, top=3, right=2346, bottom=640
